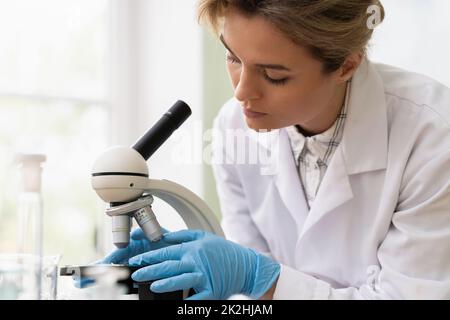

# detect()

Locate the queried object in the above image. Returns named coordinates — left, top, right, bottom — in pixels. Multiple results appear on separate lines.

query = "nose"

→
left=234, top=67, right=261, bottom=104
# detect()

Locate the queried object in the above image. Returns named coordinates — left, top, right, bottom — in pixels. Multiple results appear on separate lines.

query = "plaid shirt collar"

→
left=286, top=82, right=350, bottom=167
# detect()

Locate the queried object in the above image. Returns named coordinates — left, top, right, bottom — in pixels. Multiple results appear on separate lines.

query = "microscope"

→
left=60, top=100, right=224, bottom=300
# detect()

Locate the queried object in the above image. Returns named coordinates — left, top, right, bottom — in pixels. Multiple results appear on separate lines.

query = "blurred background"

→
left=0, top=0, right=449, bottom=266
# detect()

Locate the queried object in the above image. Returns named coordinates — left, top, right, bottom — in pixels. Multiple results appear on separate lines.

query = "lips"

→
left=243, top=108, right=267, bottom=119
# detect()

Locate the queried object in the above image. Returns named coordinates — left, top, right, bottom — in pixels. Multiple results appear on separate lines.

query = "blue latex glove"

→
left=129, top=230, right=280, bottom=300
left=101, top=227, right=171, bottom=265
left=75, top=227, right=171, bottom=288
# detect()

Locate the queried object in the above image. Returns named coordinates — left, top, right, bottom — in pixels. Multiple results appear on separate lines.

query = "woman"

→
left=105, top=0, right=450, bottom=299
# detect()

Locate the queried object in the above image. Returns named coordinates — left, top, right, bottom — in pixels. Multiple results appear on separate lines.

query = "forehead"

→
left=222, top=8, right=313, bottom=66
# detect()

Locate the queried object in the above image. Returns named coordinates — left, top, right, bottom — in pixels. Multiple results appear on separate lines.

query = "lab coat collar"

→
left=246, top=127, right=309, bottom=229
left=298, top=59, right=388, bottom=239
left=342, top=58, right=388, bottom=175
left=273, top=129, right=310, bottom=231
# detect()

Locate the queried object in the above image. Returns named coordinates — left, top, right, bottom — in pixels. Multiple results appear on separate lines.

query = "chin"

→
left=245, top=118, right=278, bottom=132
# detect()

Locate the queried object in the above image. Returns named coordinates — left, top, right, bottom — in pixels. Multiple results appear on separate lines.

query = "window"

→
left=0, top=0, right=110, bottom=264
left=0, top=0, right=204, bottom=268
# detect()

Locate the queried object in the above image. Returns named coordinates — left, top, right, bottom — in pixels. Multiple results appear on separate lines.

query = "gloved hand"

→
left=101, top=227, right=171, bottom=265
left=128, top=230, right=280, bottom=300
left=74, top=227, right=171, bottom=288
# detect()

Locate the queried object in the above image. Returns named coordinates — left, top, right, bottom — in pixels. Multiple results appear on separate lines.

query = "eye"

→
left=226, top=55, right=241, bottom=64
left=226, top=54, right=289, bottom=86
left=263, top=72, right=289, bottom=86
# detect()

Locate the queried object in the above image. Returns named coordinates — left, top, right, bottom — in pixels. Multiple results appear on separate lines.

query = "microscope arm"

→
left=145, top=179, right=224, bottom=237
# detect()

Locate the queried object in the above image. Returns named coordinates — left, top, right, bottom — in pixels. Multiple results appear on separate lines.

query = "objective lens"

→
left=134, top=206, right=163, bottom=242
left=112, top=216, right=131, bottom=248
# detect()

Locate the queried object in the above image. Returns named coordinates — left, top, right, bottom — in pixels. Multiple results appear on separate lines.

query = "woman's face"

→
left=222, top=8, right=354, bottom=133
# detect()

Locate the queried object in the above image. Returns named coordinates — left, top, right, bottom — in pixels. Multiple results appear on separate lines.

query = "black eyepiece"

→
left=132, top=100, right=192, bottom=160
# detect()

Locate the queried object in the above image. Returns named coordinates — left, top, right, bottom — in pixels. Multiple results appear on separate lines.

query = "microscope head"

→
left=91, top=146, right=150, bottom=248
left=91, top=146, right=148, bottom=203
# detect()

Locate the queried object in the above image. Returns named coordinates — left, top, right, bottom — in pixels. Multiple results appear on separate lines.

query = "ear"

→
left=335, top=52, right=364, bottom=83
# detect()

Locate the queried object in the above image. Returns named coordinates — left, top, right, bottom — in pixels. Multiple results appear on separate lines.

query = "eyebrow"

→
left=219, top=34, right=291, bottom=72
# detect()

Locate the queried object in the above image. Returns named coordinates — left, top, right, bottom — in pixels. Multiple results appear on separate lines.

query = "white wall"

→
left=370, top=0, right=450, bottom=87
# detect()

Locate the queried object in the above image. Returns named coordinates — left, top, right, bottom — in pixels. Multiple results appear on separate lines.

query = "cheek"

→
left=280, top=76, right=329, bottom=107
left=266, top=87, right=308, bottom=112
left=264, top=83, right=322, bottom=120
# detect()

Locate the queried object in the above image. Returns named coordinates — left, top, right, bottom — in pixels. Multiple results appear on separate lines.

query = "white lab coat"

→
left=211, top=59, right=450, bottom=299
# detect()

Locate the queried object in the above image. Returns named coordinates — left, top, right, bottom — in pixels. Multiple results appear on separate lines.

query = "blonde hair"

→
left=197, top=0, right=385, bottom=73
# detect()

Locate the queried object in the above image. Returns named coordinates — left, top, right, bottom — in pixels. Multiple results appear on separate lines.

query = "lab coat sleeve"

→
left=274, top=112, right=450, bottom=300
left=211, top=107, right=273, bottom=256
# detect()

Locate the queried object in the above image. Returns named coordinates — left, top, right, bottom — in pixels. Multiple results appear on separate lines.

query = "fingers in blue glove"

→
left=131, top=227, right=170, bottom=241
left=130, top=227, right=147, bottom=240
left=162, top=230, right=205, bottom=244
left=129, top=244, right=183, bottom=266
left=101, top=247, right=131, bottom=264
left=128, top=229, right=280, bottom=300
left=102, top=227, right=172, bottom=264
left=150, top=272, right=203, bottom=293
left=131, top=260, right=194, bottom=282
